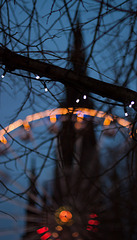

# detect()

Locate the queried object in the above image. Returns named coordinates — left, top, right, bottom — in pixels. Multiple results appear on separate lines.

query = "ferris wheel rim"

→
left=0, top=107, right=131, bottom=144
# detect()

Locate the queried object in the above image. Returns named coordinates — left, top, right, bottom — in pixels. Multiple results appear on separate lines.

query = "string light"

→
left=36, top=75, right=40, bottom=79
left=1, top=74, right=5, bottom=78
left=83, top=95, right=87, bottom=99
left=76, top=99, right=80, bottom=103
left=1, top=69, right=6, bottom=79
left=124, top=106, right=128, bottom=117
left=44, top=82, right=48, bottom=92
left=129, top=101, right=135, bottom=108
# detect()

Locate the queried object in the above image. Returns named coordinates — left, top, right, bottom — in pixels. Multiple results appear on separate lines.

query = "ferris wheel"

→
left=0, top=107, right=131, bottom=147
left=0, top=107, right=133, bottom=240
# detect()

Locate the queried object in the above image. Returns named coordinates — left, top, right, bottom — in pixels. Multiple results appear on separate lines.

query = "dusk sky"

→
left=0, top=1, right=137, bottom=239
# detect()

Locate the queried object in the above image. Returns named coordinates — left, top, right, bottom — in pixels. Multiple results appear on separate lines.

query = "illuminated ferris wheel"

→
left=0, top=107, right=132, bottom=146
left=0, top=107, right=133, bottom=240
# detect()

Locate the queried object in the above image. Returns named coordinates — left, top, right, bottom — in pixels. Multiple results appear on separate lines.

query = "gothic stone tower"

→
left=22, top=21, right=100, bottom=240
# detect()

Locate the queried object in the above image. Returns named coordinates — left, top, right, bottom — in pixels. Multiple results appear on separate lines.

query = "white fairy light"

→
left=1, top=69, right=6, bottom=79
left=43, top=82, right=48, bottom=92
left=129, top=101, right=135, bottom=108
left=83, top=95, right=87, bottom=99
left=76, top=99, right=80, bottom=103
left=125, top=112, right=128, bottom=117
left=1, top=74, right=5, bottom=79
left=36, top=75, right=40, bottom=79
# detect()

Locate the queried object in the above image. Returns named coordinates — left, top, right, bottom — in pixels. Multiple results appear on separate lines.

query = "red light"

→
left=88, top=220, right=100, bottom=226
left=89, top=213, right=98, bottom=218
left=37, top=227, right=49, bottom=234
left=87, top=226, right=93, bottom=231
left=87, top=213, right=100, bottom=232
left=41, top=232, right=51, bottom=240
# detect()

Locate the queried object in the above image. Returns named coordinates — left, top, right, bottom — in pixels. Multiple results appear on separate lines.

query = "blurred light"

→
left=59, top=210, right=72, bottom=223
left=37, top=227, right=49, bottom=234
left=87, top=226, right=93, bottom=231
left=1, top=74, right=5, bottom=79
left=129, top=101, right=135, bottom=108
left=88, top=220, right=100, bottom=225
left=83, top=95, right=87, bottom=99
left=74, top=122, right=82, bottom=130
left=89, top=213, right=98, bottom=218
left=76, top=99, right=80, bottom=103
left=44, top=82, right=48, bottom=92
left=72, top=232, right=79, bottom=237
left=0, top=108, right=132, bottom=141
left=36, top=75, right=40, bottom=79
left=23, top=120, right=30, bottom=131
left=0, top=136, right=7, bottom=144
left=117, top=118, right=129, bottom=128
left=50, top=115, right=56, bottom=123
left=125, top=112, right=128, bottom=117
left=41, top=232, right=51, bottom=240
left=103, top=116, right=112, bottom=126
left=56, top=226, right=63, bottom=231
left=52, top=232, right=59, bottom=238
left=77, top=111, right=84, bottom=122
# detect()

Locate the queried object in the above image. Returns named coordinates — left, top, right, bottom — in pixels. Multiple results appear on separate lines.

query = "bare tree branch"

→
left=0, top=46, right=136, bottom=107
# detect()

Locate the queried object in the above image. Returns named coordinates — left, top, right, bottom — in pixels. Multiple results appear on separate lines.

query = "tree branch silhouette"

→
left=0, top=46, right=137, bottom=107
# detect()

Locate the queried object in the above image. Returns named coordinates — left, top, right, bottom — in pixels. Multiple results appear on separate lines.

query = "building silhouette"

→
left=21, top=21, right=100, bottom=240
left=21, top=21, right=137, bottom=240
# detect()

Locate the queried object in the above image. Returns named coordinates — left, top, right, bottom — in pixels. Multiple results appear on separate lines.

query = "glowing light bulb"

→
left=36, top=75, right=40, bottom=79
left=44, top=82, right=48, bottom=92
left=52, top=232, right=59, bottom=238
left=129, top=101, right=135, bottom=108
left=76, top=99, right=80, bottom=103
left=125, top=112, right=128, bottom=117
left=83, top=95, right=87, bottom=99
left=56, top=226, right=63, bottom=231
left=1, top=74, right=5, bottom=78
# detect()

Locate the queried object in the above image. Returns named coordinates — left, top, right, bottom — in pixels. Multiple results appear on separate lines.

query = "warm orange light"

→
left=23, top=120, right=30, bottom=131
left=52, top=232, right=59, bottom=238
left=50, top=115, right=56, bottom=123
left=74, top=122, right=82, bottom=130
left=117, top=117, right=130, bottom=128
left=77, top=111, right=84, bottom=122
left=0, top=136, right=7, bottom=144
left=59, top=210, right=72, bottom=223
left=103, top=116, right=113, bottom=126
left=72, top=232, right=79, bottom=237
left=56, top=226, right=63, bottom=231
left=0, top=108, right=131, bottom=141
